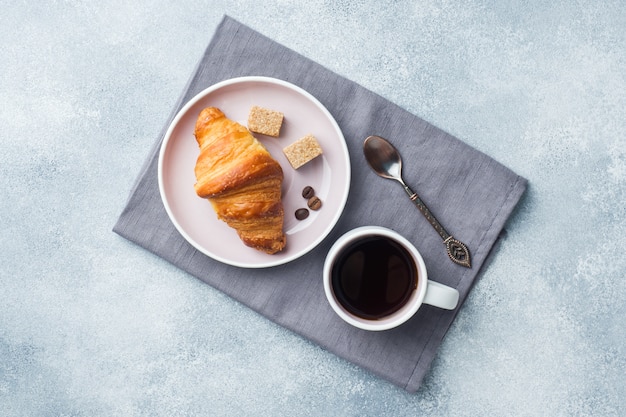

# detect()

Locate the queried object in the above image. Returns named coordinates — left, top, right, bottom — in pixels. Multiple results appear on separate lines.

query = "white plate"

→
left=158, top=76, right=351, bottom=268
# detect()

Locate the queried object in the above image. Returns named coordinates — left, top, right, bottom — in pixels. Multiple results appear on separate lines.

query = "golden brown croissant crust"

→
left=193, top=107, right=286, bottom=254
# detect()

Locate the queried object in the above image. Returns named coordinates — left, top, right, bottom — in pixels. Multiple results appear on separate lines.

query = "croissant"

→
left=193, top=107, right=286, bottom=254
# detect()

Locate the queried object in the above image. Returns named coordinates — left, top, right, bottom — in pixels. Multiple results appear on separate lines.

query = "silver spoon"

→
left=363, top=135, right=471, bottom=268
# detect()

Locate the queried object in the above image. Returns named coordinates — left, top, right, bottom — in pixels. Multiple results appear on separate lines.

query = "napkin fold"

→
left=114, top=16, right=527, bottom=392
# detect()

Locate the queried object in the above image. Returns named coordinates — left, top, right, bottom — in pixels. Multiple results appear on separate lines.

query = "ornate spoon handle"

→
left=400, top=183, right=471, bottom=268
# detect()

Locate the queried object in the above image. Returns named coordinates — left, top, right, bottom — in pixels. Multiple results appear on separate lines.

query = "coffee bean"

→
left=295, top=208, right=309, bottom=220
left=307, top=196, right=322, bottom=210
left=302, top=186, right=315, bottom=199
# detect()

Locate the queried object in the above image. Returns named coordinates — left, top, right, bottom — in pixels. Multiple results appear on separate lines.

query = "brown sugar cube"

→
left=283, top=134, right=323, bottom=169
left=247, top=105, right=284, bottom=137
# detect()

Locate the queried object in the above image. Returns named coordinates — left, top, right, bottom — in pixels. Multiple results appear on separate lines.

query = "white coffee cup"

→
left=323, top=226, right=459, bottom=331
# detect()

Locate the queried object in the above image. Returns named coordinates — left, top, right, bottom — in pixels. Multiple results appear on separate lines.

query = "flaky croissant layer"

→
left=193, top=107, right=286, bottom=254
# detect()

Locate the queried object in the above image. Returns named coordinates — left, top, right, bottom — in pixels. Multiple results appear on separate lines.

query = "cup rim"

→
left=323, top=226, right=428, bottom=331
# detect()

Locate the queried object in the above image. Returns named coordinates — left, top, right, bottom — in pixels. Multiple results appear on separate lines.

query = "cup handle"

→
left=423, top=281, right=459, bottom=310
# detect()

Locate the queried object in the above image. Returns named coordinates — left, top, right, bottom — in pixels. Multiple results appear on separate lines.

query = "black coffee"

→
left=331, top=236, right=417, bottom=320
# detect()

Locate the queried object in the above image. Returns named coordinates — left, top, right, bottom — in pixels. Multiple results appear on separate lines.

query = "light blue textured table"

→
left=1, top=1, right=624, bottom=416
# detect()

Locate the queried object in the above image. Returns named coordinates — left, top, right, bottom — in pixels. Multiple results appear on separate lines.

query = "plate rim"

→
left=157, top=76, right=351, bottom=268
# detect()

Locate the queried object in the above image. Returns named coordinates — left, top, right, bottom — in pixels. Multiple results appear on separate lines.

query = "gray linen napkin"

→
left=114, top=16, right=527, bottom=392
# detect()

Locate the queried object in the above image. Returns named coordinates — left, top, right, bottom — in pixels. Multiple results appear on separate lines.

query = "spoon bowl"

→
left=363, top=135, right=403, bottom=180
